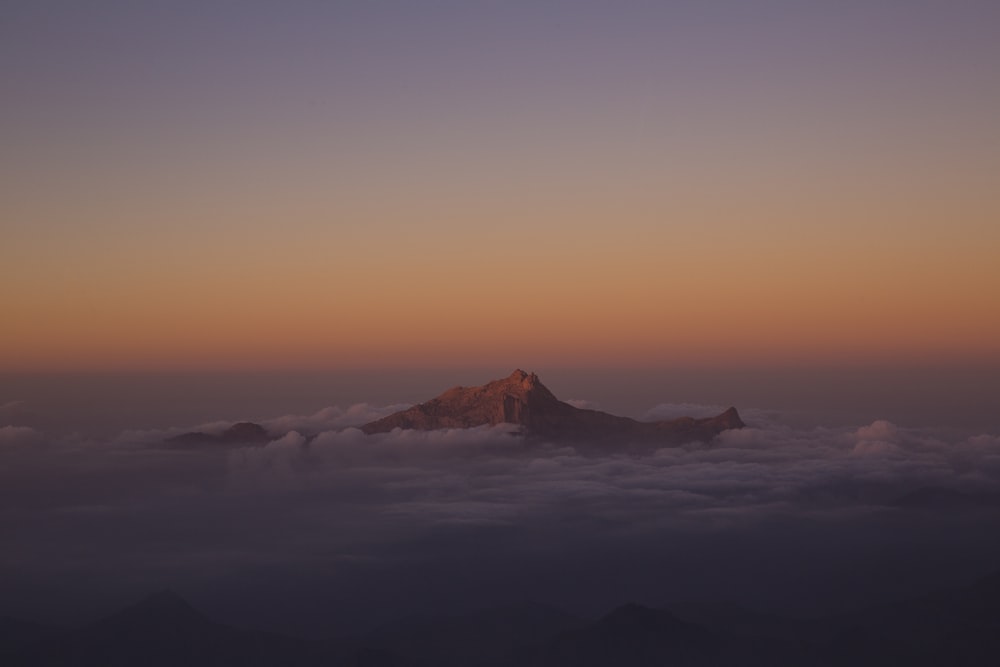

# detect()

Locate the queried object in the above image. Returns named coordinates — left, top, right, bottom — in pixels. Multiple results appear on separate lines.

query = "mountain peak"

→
left=221, top=422, right=268, bottom=442
left=362, top=370, right=744, bottom=445
left=715, top=407, right=746, bottom=429
left=508, top=368, right=538, bottom=384
left=91, top=589, right=216, bottom=637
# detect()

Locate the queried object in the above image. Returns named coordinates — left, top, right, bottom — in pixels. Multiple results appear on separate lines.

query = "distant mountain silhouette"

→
left=168, top=422, right=271, bottom=447
left=7, top=573, right=1000, bottom=666
left=87, top=589, right=217, bottom=639
left=3, top=590, right=409, bottom=667
left=362, top=369, right=744, bottom=444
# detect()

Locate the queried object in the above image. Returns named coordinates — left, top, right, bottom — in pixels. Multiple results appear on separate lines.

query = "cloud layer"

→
left=3, top=404, right=1000, bottom=634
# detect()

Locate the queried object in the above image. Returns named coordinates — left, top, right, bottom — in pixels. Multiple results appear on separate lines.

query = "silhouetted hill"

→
left=8, top=572, right=1000, bottom=666
left=167, top=422, right=271, bottom=447
left=362, top=370, right=744, bottom=444
left=5, top=591, right=409, bottom=667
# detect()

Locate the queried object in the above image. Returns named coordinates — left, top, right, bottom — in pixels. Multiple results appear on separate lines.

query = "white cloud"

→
left=261, top=403, right=412, bottom=434
left=855, top=420, right=899, bottom=443
left=113, top=403, right=411, bottom=447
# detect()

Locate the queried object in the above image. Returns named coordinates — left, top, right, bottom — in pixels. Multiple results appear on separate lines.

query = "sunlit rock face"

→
left=362, top=369, right=744, bottom=445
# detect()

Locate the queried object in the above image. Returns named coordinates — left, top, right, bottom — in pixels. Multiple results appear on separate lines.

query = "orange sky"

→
left=5, top=201, right=998, bottom=370
left=2, top=3, right=999, bottom=371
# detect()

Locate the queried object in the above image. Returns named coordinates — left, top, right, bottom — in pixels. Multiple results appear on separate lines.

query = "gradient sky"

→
left=2, top=0, right=999, bottom=370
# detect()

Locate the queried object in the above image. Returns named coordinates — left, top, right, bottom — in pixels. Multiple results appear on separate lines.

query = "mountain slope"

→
left=8, top=572, right=1000, bottom=666
left=14, top=591, right=409, bottom=667
left=362, top=369, right=744, bottom=444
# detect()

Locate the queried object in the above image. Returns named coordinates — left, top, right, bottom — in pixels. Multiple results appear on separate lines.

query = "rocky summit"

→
left=361, top=369, right=744, bottom=444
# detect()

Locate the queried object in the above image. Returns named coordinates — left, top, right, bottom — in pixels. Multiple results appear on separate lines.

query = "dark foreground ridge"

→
left=5, top=571, right=1000, bottom=666
left=361, top=369, right=744, bottom=444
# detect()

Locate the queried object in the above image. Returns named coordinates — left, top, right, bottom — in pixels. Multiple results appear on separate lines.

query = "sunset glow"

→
left=3, top=1, right=998, bottom=370
left=5, top=4, right=1000, bottom=659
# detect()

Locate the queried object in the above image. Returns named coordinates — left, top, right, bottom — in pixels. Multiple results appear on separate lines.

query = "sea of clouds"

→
left=3, top=400, right=1000, bottom=634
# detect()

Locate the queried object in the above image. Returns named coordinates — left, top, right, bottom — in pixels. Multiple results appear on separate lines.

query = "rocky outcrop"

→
left=361, top=370, right=744, bottom=444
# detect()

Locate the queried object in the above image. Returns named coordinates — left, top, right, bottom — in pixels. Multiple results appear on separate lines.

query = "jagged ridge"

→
left=361, top=369, right=744, bottom=444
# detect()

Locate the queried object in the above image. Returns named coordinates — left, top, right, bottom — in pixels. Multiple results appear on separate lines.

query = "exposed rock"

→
left=362, top=369, right=744, bottom=445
